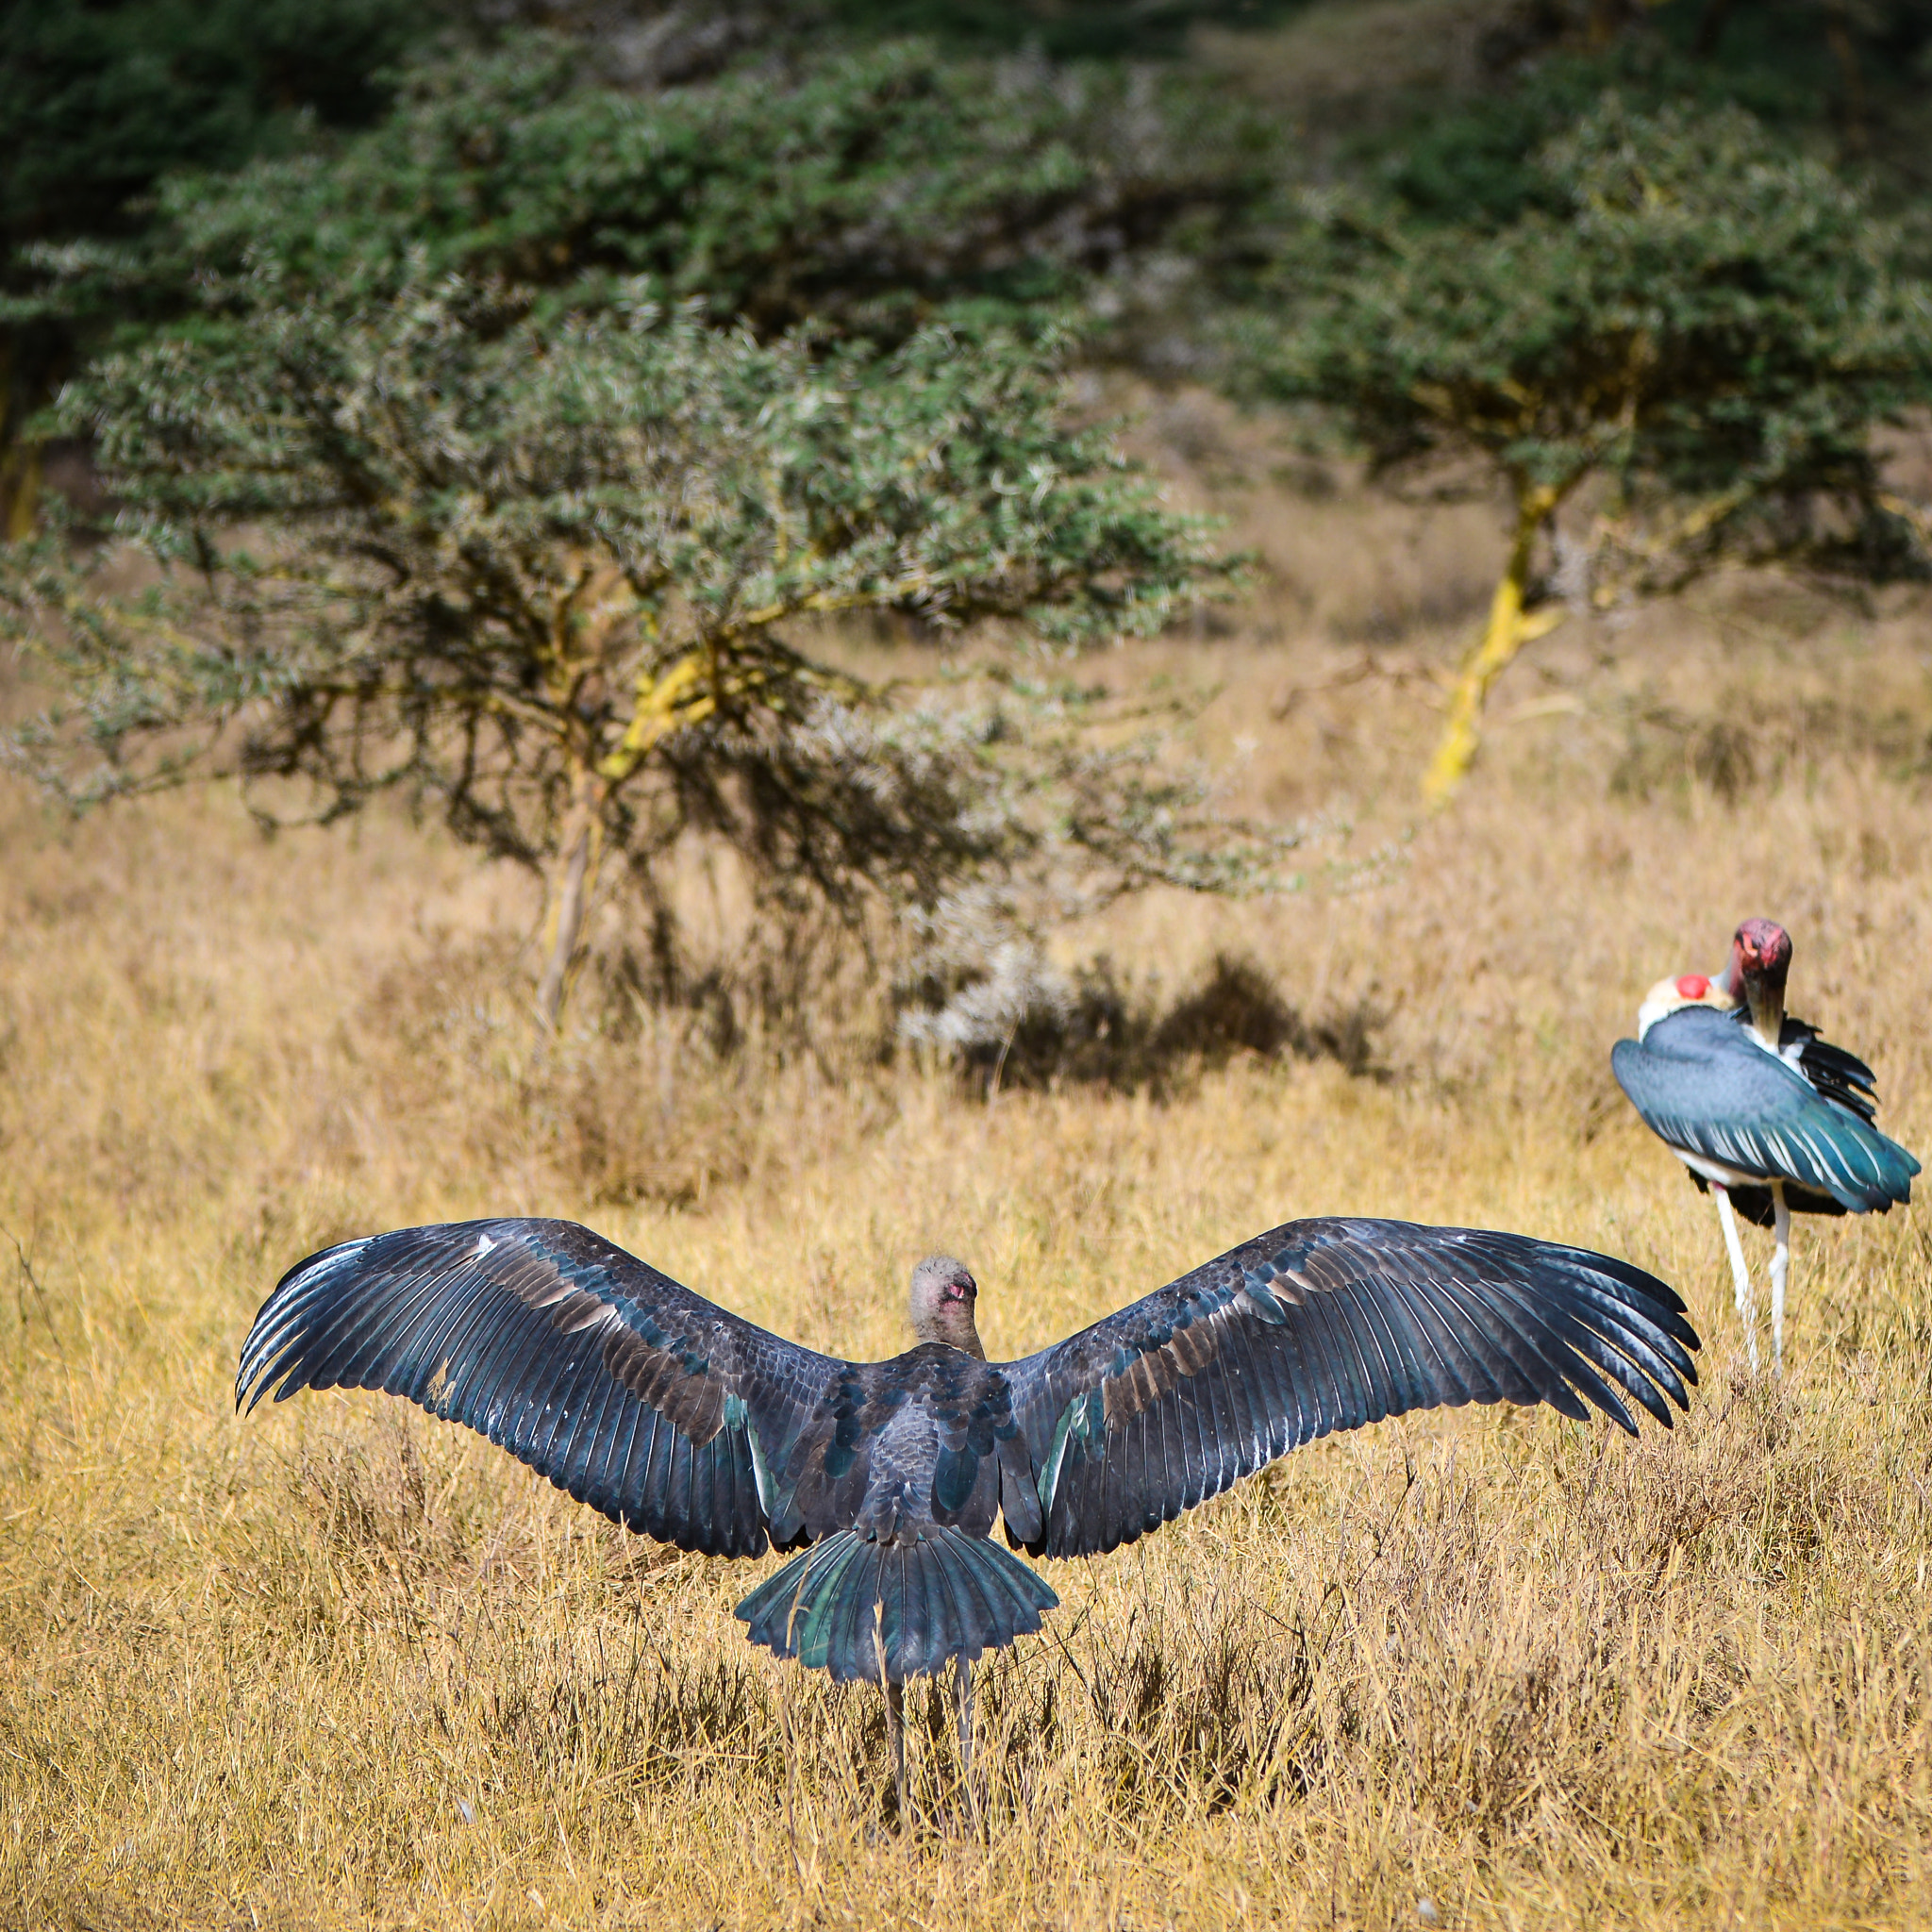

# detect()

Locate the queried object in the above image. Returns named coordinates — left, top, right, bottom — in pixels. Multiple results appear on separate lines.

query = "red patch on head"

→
left=1674, top=974, right=1710, bottom=1000
left=1734, top=918, right=1791, bottom=974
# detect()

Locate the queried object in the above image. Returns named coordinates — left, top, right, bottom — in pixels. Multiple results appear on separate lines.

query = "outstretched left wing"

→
left=237, top=1218, right=849, bottom=1558
left=997, top=1218, right=1698, bottom=1559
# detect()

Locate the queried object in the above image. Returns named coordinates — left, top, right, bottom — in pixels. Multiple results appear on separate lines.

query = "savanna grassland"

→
left=4, top=425, right=1932, bottom=1931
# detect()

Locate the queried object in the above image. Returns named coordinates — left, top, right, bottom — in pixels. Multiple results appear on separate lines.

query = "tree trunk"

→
left=0, top=441, right=39, bottom=543
left=1585, top=0, right=1630, bottom=50
left=1692, top=0, right=1736, bottom=57
left=0, top=341, right=40, bottom=543
left=1422, top=482, right=1566, bottom=808
left=1823, top=0, right=1868, bottom=155
left=535, top=758, right=607, bottom=1031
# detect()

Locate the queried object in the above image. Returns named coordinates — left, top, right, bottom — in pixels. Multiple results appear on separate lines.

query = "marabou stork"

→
left=238, top=1214, right=1699, bottom=1814
left=1612, top=918, right=1919, bottom=1374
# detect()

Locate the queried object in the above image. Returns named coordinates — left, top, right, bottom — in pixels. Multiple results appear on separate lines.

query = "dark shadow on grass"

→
left=960, top=950, right=1387, bottom=1096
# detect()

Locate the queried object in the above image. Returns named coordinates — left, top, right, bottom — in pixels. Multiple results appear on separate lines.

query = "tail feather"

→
left=828, top=1540, right=879, bottom=1684
left=953, top=1530, right=1021, bottom=1645
left=806, top=1534, right=871, bottom=1677
left=736, top=1526, right=1058, bottom=1684
left=940, top=1538, right=991, bottom=1666
left=921, top=1537, right=969, bottom=1673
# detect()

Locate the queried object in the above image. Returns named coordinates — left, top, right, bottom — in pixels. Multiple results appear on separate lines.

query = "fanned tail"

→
left=735, top=1526, right=1058, bottom=1684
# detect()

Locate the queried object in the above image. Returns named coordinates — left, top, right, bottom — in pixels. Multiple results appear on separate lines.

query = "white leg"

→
left=1769, top=1182, right=1790, bottom=1377
left=1714, top=1187, right=1760, bottom=1374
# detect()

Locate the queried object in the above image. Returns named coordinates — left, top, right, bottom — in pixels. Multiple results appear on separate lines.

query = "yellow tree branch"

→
left=597, top=653, right=714, bottom=784
left=596, top=636, right=876, bottom=788
left=1423, top=478, right=1571, bottom=808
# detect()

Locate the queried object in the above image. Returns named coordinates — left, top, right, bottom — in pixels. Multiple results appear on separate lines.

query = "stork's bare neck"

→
left=909, top=1255, right=985, bottom=1358
left=1721, top=917, right=1790, bottom=1049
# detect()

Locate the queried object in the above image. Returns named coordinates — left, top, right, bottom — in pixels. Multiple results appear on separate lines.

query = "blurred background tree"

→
left=3, top=17, right=1287, bottom=1030
left=1238, top=96, right=1932, bottom=803
left=8, top=0, right=1932, bottom=1032
left=8, top=286, right=1263, bottom=1025
left=0, top=0, right=455, bottom=539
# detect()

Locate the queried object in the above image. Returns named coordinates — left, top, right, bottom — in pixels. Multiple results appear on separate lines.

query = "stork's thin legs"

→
left=955, top=1657, right=981, bottom=1838
left=1714, top=1187, right=1760, bottom=1373
left=884, top=1678, right=908, bottom=1827
left=1769, top=1181, right=1790, bottom=1377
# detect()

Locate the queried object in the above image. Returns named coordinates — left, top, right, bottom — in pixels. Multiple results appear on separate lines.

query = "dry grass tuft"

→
left=4, top=447, right=1932, bottom=1927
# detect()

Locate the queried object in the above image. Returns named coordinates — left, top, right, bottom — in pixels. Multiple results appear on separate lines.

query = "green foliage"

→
left=2, top=21, right=1291, bottom=1023
left=1331, top=3, right=1932, bottom=235
left=0, top=0, right=439, bottom=250
left=817, top=0, right=1311, bottom=60
left=1355, top=52, right=1701, bottom=234
left=1244, top=97, right=1932, bottom=586
left=0, top=0, right=448, bottom=519
left=14, top=34, right=1274, bottom=354
left=4, top=277, right=1262, bottom=1017
left=1648, top=0, right=1932, bottom=181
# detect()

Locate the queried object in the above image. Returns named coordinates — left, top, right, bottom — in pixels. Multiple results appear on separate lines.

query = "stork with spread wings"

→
left=239, top=1213, right=1698, bottom=1807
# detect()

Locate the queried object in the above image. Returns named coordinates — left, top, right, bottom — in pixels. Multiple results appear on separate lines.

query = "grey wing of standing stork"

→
left=239, top=1210, right=1699, bottom=1820
left=1612, top=919, right=1919, bottom=1374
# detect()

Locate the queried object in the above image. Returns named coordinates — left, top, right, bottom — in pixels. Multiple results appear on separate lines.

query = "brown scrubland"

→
left=3, top=419, right=1930, bottom=1930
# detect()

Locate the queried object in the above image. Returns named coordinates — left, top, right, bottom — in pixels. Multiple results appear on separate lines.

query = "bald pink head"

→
left=909, top=1255, right=984, bottom=1358
left=1725, top=917, right=1790, bottom=1045
left=1732, top=918, right=1791, bottom=986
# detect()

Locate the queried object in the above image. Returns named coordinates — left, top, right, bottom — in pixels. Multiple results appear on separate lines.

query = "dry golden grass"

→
left=4, top=458, right=1932, bottom=1930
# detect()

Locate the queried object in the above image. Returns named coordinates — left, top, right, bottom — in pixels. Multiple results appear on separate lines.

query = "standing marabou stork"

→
left=1612, top=918, right=1919, bottom=1374
left=239, top=1213, right=1698, bottom=1815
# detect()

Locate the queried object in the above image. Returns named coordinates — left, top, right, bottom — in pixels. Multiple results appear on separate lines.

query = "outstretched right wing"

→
left=237, top=1218, right=849, bottom=1557
left=998, top=1217, right=1698, bottom=1560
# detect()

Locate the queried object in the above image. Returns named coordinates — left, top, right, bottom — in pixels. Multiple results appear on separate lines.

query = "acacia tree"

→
left=5, top=282, right=1246, bottom=1025
left=1243, top=99, right=1932, bottom=804
left=18, top=33, right=1271, bottom=359
left=0, top=0, right=446, bottom=538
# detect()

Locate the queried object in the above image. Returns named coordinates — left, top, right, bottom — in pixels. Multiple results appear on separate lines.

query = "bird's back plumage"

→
left=1613, top=1007, right=1918, bottom=1219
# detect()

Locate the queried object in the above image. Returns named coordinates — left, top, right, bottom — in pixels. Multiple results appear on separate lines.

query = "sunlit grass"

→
left=4, top=505, right=1931, bottom=1927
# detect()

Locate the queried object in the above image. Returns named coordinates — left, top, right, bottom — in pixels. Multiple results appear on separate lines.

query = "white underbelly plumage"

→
left=1668, top=1145, right=1768, bottom=1191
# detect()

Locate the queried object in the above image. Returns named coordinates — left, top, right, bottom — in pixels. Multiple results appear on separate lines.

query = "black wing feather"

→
left=1399, top=1272, right=1487, bottom=1405
left=237, top=1217, right=849, bottom=1560
left=563, top=1375, right=625, bottom=1502
left=1782, top=1014, right=1879, bottom=1122
left=1000, top=1217, right=1699, bottom=1560
left=1295, top=1290, right=1350, bottom=1433
left=1313, top=1289, right=1374, bottom=1430
left=1367, top=1277, right=1442, bottom=1413
left=588, top=1391, right=644, bottom=1520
